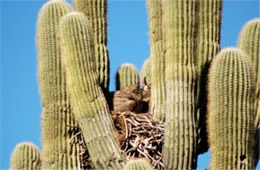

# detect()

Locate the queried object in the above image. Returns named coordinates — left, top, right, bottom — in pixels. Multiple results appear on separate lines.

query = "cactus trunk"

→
left=162, top=0, right=198, bottom=169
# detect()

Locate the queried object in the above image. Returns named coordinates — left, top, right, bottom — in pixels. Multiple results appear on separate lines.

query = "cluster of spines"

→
left=195, top=0, right=222, bottom=154
left=123, top=158, right=153, bottom=170
left=10, top=142, right=41, bottom=170
left=59, top=12, right=126, bottom=169
left=116, top=63, right=140, bottom=90
left=74, top=0, right=109, bottom=92
left=36, top=1, right=82, bottom=169
left=207, top=48, right=257, bottom=169
left=147, top=0, right=166, bottom=122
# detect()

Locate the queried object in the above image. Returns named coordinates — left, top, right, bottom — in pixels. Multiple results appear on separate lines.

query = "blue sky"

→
left=0, top=0, right=259, bottom=169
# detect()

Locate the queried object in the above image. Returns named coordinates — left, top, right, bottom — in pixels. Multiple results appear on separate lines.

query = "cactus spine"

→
left=73, top=0, right=109, bottom=93
left=196, top=0, right=222, bottom=154
left=10, top=142, right=41, bottom=170
left=116, top=63, right=140, bottom=90
left=37, top=1, right=83, bottom=169
left=59, top=12, right=126, bottom=169
left=124, top=159, right=154, bottom=170
left=162, top=0, right=198, bottom=169
left=207, top=48, right=257, bottom=169
left=147, top=0, right=166, bottom=122
left=141, top=58, right=151, bottom=87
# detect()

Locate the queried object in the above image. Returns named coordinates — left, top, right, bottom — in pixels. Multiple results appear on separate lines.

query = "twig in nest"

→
left=112, top=111, right=165, bottom=170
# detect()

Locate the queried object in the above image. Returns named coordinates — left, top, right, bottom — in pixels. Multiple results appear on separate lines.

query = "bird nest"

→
left=70, top=111, right=164, bottom=169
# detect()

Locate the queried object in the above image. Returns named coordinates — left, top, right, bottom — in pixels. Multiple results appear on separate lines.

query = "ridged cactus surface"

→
left=124, top=159, right=153, bottom=170
left=238, top=19, right=260, bottom=128
left=196, top=0, right=222, bottom=154
left=147, top=0, right=166, bottom=122
left=10, top=142, right=41, bottom=170
left=73, top=0, right=109, bottom=92
left=207, top=48, right=257, bottom=169
left=36, top=1, right=82, bottom=169
left=162, top=0, right=198, bottom=169
left=141, top=58, right=151, bottom=87
left=59, top=12, right=126, bottom=169
left=116, top=63, right=140, bottom=90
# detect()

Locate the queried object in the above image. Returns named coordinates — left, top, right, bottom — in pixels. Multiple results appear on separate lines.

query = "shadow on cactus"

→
left=10, top=0, right=259, bottom=169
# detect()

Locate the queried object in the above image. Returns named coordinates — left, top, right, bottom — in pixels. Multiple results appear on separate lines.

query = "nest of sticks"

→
left=70, top=111, right=164, bottom=169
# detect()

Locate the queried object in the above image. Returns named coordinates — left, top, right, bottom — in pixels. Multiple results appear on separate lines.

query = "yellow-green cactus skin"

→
left=36, top=1, right=82, bottom=169
left=116, top=63, right=140, bottom=90
left=162, top=0, right=198, bottom=169
left=238, top=18, right=260, bottom=165
left=10, top=142, right=41, bottom=170
left=73, top=0, right=109, bottom=93
left=196, top=0, right=222, bottom=154
left=124, top=159, right=154, bottom=170
left=238, top=19, right=260, bottom=127
left=147, top=0, right=166, bottom=122
left=141, top=58, right=151, bottom=87
left=59, top=12, right=126, bottom=169
left=207, top=48, right=257, bottom=170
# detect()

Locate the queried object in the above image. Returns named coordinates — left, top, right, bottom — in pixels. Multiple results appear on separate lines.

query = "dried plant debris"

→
left=70, top=111, right=164, bottom=170
left=112, top=111, right=164, bottom=169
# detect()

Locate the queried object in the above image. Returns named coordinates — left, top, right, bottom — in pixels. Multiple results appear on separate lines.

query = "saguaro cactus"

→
left=141, top=58, right=151, bottom=87
left=59, top=12, right=126, bottom=169
left=124, top=158, right=153, bottom=170
left=238, top=19, right=260, bottom=128
left=196, top=0, right=222, bottom=154
left=207, top=48, right=257, bottom=169
left=147, top=0, right=166, bottom=122
left=36, top=1, right=82, bottom=169
left=116, top=63, right=140, bottom=90
left=162, top=0, right=198, bottom=169
left=10, top=142, right=41, bottom=170
left=73, top=0, right=110, bottom=93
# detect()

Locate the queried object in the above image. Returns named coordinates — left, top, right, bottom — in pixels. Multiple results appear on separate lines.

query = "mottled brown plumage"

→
left=106, top=84, right=150, bottom=113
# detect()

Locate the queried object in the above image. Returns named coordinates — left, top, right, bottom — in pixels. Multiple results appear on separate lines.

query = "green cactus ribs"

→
left=59, top=11, right=126, bottom=169
left=36, top=1, right=83, bottom=169
left=207, top=48, right=257, bottom=169
left=116, top=63, right=140, bottom=90
left=124, top=158, right=154, bottom=170
left=10, top=142, right=41, bottom=170
left=74, top=0, right=110, bottom=92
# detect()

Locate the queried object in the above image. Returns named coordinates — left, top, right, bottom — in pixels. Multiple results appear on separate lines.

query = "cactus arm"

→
left=141, top=58, right=151, bottom=87
left=36, top=1, right=83, bottom=169
left=238, top=18, right=260, bottom=165
left=10, top=142, right=41, bottom=170
left=73, top=0, right=110, bottom=93
left=196, top=0, right=222, bottom=154
left=124, top=158, right=154, bottom=170
left=59, top=12, right=126, bottom=169
left=147, top=0, right=166, bottom=122
left=207, top=48, right=257, bottom=169
left=116, top=63, right=140, bottom=90
left=238, top=19, right=260, bottom=127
